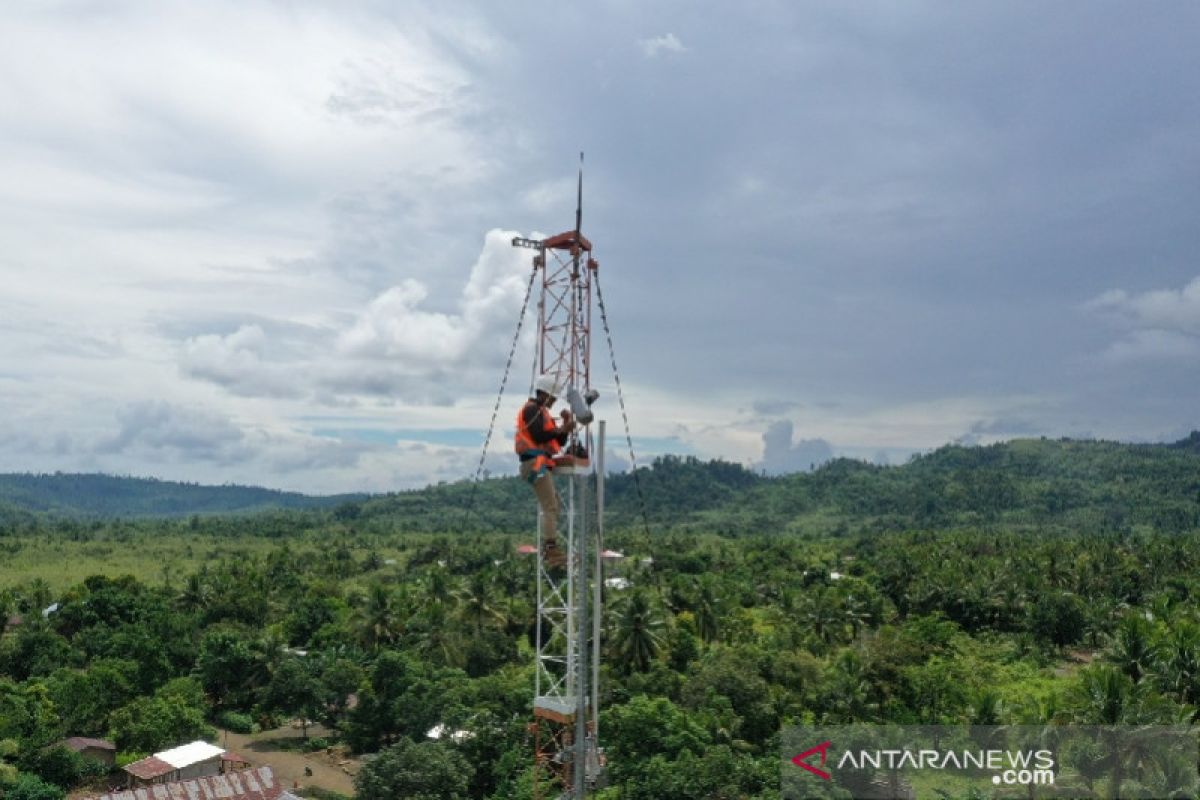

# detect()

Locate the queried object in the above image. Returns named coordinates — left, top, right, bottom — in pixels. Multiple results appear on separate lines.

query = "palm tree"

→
left=693, top=579, right=721, bottom=645
left=1074, top=664, right=1139, bottom=725
left=359, top=583, right=404, bottom=651
left=176, top=572, right=211, bottom=613
left=1108, top=612, right=1158, bottom=684
left=421, top=564, right=457, bottom=610
left=803, top=590, right=843, bottom=650
left=455, top=572, right=504, bottom=631
left=842, top=593, right=872, bottom=640
left=610, top=590, right=665, bottom=673
left=412, top=600, right=463, bottom=668
left=826, top=649, right=880, bottom=723
left=1154, top=620, right=1200, bottom=708
left=25, top=578, right=52, bottom=613
left=1072, top=662, right=1197, bottom=798
left=970, top=688, right=1004, bottom=725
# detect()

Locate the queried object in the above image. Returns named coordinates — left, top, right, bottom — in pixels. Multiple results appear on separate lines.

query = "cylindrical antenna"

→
left=575, top=152, right=584, bottom=239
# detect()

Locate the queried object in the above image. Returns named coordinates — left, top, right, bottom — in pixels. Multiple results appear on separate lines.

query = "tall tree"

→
left=354, top=738, right=471, bottom=800
left=263, top=658, right=322, bottom=739
left=610, top=591, right=665, bottom=674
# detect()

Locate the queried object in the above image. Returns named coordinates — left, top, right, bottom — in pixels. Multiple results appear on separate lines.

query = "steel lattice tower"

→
left=511, top=163, right=605, bottom=799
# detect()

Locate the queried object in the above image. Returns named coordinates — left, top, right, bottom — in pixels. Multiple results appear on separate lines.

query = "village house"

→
left=81, top=765, right=299, bottom=800
left=59, top=737, right=117, bottom=766
left=122, top=741, right=225, bottom=788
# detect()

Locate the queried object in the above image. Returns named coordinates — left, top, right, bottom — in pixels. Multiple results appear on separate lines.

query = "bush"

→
left=302, top=737, right=330, bottom=752
left=5, top=773, right=66, bottom=800
left=20, top=746, right=108, bottom=789
left=217, top=711, right=256, bottom=734
left=354, top=738, right=471, bottom=800
left=297, top=789, right=352, bottom=800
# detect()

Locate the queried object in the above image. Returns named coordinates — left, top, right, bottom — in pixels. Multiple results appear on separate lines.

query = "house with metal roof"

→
left=123, top=741, right=225, bottom=787
left=82, top=765, right=299, bottom=800
left=59, top=737, right=117, bottom=766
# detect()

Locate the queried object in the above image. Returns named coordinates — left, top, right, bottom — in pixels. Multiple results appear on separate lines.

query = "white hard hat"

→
left=535, top=374, right=561, bottom=397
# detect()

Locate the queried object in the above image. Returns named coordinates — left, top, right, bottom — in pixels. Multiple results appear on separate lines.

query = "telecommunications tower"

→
left=511, top=157, right=606, bottom=799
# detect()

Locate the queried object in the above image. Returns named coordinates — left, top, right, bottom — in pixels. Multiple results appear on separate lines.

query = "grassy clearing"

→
left=0, top=530, right=428, bottom=594
left=0, top=528, right=529, bottom=595
left=0, top=532, right=282, bottom=592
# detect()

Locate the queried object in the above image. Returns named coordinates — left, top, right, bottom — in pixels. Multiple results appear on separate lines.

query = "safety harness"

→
left=515, top=401, right=561, bottom=483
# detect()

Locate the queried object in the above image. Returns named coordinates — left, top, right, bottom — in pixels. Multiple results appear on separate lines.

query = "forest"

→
left=1, top=434, right=1200, bottom=799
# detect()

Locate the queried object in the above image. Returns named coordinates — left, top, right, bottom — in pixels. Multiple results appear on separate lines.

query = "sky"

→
left=1, top=1, right=1198, bottom=493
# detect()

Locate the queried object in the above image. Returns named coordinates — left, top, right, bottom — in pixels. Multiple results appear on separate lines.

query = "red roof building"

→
left=122, top=756, right=174, bottom=783
left=123, top=741, right=226, bottom=787
left=80, top=765, right=297, bottom=800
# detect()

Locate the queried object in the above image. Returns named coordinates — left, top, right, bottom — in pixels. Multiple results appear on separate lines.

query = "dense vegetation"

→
left=5, top=436, right=1200, bottom=534
left=0, top=435, right=1198, bottom=799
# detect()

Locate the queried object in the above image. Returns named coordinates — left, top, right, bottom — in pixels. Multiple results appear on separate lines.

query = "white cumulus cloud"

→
left=181, top=325, right=306, bottom=399
left=1089, top=276, right=1200, bottom=362
left=336, top=228, right=535, bottom=369
left=1088, top=276, right=1200, bottom=335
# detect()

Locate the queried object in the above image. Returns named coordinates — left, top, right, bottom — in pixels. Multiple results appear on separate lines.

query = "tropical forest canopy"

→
left=0, top=434, right=1198, bottom=799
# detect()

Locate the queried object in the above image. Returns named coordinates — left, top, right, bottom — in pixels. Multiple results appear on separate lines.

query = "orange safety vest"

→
left=515, top=401, right=561, bottom=481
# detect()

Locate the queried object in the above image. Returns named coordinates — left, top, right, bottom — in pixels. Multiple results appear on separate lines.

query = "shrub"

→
left=5, top=773, right=66, bottom=800
left=217, top=711, right=256, bottom=735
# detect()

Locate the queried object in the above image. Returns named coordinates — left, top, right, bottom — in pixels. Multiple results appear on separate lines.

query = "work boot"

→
left=542, top=541, right=567, bottom=570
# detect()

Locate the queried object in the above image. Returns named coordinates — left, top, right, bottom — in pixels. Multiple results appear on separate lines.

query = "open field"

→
left=0, top=533, right=279, bottom=592
left=0, top=527, right=525, bottom=594
left=221, top=723, right=359, bottom=797
left=0, top=530, right=436, bottom=595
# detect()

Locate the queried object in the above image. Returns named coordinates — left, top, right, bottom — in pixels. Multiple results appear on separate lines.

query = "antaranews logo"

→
left=788, top=739, right=1054, bottom=788
left=783, top=725, right=1195, bottom=800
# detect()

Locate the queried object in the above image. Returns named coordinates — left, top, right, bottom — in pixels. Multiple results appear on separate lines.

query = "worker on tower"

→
left=515, top=374, right=576, bottom=568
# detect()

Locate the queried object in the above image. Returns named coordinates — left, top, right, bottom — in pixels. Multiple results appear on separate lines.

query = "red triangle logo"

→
left=791, top=740, right=832, bottom=781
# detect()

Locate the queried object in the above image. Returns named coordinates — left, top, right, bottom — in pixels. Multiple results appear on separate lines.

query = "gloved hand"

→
left=560, top=409, right=574, bottom=424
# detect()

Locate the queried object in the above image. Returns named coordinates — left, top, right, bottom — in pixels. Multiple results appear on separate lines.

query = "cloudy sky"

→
left=1, top=1, right=1197, bottom=493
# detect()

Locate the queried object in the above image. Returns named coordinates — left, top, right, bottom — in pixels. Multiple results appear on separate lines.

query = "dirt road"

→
left=218, top=723, right=359, bottom=797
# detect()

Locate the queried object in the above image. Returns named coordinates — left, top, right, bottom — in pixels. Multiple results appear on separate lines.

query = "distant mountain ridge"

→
left=0, top=472, right=366, bottom=518
left=1, top=433, right=1197, bottom=530
left=345, top=433, right=1200, bottom=536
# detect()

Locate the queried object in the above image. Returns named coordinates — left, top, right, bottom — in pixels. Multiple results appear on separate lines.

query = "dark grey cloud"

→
left=91, top=401, right=399, bottom=484
left=452, top=2, right=1200, bottom=439
left=751, top=400, right=803, bottom=417
left=97, top=401, right=251, bottom=465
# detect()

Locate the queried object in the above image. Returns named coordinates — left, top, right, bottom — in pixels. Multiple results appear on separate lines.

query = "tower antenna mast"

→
left=511, top=154, right=605, bottom=799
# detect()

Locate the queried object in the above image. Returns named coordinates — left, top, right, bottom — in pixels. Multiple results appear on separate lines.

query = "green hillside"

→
left=0, top=472, right=365, bottom=518
left=348, top=434, right=1200, bottom=536
left=2, top=435, right=1197, bottom=534
left=2, top=435, right=1200, bottom=800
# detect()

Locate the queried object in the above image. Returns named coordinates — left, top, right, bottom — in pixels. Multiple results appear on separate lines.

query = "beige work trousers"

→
left=519, top=461, right=558, bottom=545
